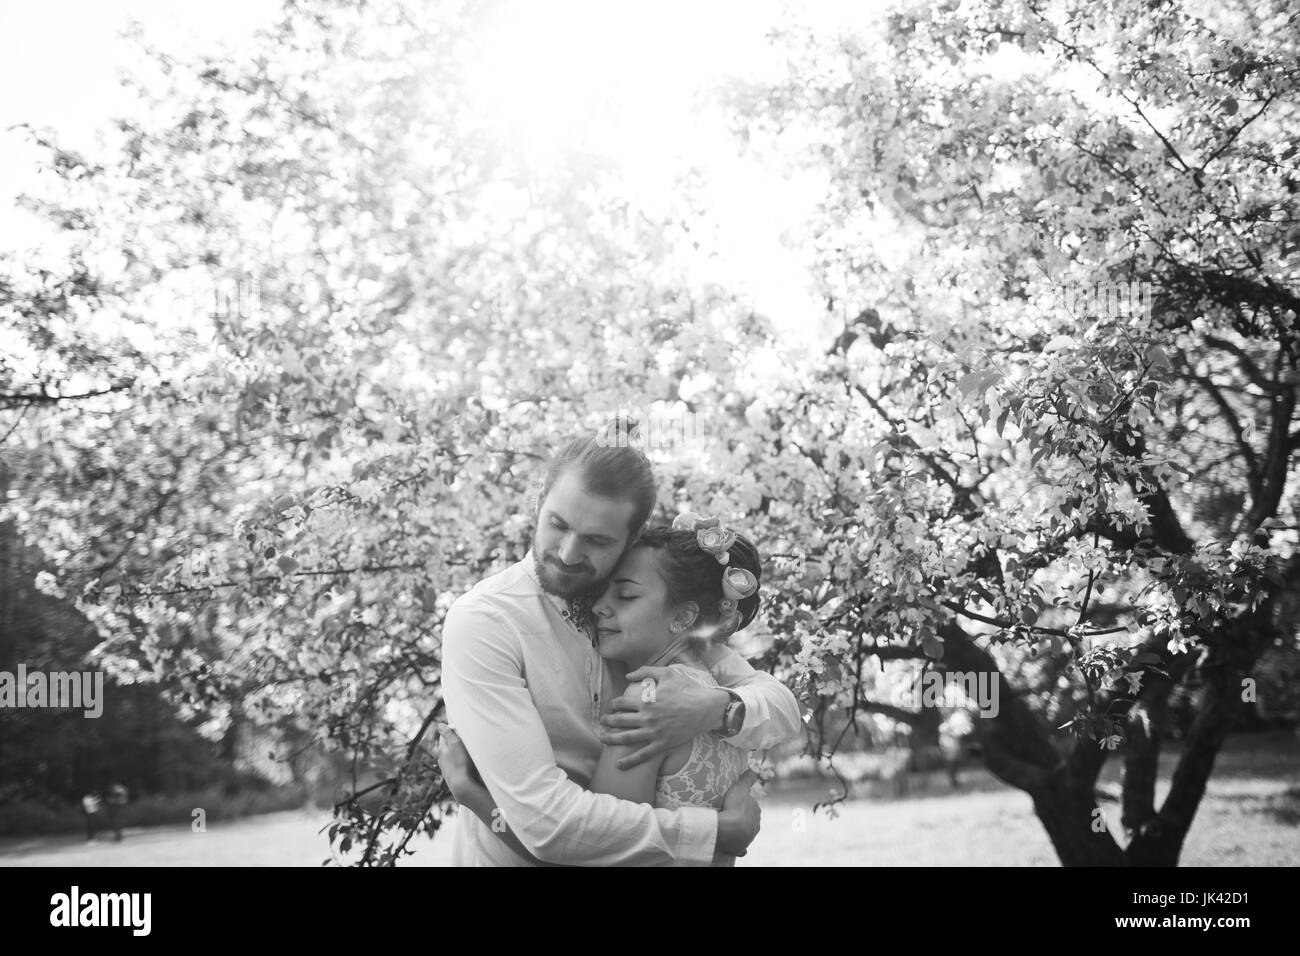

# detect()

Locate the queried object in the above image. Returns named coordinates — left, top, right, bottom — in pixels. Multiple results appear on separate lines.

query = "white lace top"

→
left=652, top=663, right=750, bottom=866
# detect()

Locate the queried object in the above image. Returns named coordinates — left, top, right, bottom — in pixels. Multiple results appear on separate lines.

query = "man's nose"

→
left=557, top=534, right=582, bottom=566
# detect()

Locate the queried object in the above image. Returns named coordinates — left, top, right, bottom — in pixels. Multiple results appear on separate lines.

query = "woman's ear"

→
left=672, top=602, right=700, bottom=633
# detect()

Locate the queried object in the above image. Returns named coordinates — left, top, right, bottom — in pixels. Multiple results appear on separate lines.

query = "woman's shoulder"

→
left=666, top=661, right=718, bottom=688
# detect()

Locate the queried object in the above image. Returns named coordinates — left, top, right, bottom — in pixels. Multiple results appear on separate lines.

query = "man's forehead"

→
left=543, top=469, right=636, bottom=534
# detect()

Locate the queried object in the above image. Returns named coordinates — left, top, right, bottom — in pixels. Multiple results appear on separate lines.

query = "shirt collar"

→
left=524, top=550, right=595, bottom=638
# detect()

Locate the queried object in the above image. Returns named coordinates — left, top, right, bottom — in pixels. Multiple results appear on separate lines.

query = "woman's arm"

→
left=590, top=742, right=673, bottom=804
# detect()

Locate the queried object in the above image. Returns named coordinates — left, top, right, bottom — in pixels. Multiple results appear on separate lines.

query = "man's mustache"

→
left=545, top=554, right=594, bottom=574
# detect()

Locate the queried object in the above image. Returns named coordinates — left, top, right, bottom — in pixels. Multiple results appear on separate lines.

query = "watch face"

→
left=724, top=702, right=741, bottom=735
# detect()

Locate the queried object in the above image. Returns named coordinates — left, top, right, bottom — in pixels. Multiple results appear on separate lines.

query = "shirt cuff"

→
left=673, top=806, right=719, bottom=867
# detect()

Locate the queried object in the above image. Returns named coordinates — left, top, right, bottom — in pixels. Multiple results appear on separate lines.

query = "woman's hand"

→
left=435, top=727, right=485, bottom=805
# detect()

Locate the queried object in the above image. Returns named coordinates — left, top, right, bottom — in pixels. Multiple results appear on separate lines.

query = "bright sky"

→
left=0, top=0, right=882, bottom=334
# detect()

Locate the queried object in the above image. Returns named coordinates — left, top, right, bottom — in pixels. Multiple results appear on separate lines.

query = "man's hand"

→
left=716, top=771, right=761, bottom=858
left=599, top=665, right=731, bottom=769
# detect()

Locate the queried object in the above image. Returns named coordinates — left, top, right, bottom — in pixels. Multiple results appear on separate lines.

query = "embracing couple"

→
left=435, top=431, right=802, bottom=866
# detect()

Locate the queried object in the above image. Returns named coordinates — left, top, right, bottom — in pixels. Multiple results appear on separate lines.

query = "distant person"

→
left=81, top=791, right=102, bottom=844
left=105, top=783, right=129, bottom=842
left=939, top=710, right=974, bottom=789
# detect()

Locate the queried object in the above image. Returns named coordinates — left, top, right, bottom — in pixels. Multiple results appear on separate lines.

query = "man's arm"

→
left=705, top=644, right=803, bottom=752
left=436, top=728, right=556, bottom=866
left=440, top=599, right=718, bottom=867
left=604, top=646, right=803, bottom=766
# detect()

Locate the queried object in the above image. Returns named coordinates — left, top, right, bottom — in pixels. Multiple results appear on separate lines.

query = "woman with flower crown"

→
left=438, top=512, right=764, bottom=867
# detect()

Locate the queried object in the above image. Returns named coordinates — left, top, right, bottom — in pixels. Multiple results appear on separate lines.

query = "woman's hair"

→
left=633, top=525, right=762, bottom=642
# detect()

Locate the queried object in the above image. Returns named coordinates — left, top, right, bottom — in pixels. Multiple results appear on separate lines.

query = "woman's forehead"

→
left=615, top=546, right=662, bottom=584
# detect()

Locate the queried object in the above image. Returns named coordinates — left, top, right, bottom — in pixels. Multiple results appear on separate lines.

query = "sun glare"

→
left=461, top=1, right=836, bottom=339
left=465, top=2, right=692, bottom=169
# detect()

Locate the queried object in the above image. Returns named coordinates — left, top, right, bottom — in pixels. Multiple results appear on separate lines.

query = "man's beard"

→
left=533, top=548, right=606, bottom=602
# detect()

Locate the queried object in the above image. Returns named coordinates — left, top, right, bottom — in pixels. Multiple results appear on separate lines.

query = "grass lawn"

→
left=2, top=731, right=1296, bottom=867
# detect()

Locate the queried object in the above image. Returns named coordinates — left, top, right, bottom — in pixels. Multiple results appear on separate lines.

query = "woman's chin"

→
left=598, top=646, right=646, bottom=669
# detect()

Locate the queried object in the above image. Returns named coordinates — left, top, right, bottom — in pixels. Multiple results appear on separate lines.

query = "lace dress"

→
left=652, top=663, right=750, bottom=867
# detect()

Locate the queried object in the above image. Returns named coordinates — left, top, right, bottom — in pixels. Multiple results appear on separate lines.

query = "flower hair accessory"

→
left=672, top=511, right=759, bottom=635
left=721, top=566, right=758, bottom=602
left=672, top=512, right=738, bottom=565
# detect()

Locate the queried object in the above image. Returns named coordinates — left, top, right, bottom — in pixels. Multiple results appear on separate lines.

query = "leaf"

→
left=995, top=406, right=1010, bottom=437
left=958, top=371, right=985, bottom=399
left=958, top=369, right=1000, bottom=400
left=1221, top=96, right=1238, bottom=116
left=277, top=556, right=300, bottom=575
left=1146, top=345, right=1171, bottom=367
left=1043, top=335, right=1074, bottom=353
left=922, top=634, right=944, bottom=659
left=909, top=425, right=939, bottom=448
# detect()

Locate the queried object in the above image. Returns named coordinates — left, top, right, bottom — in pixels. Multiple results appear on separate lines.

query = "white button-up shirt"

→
left=441, top=552, right=801, bottom=866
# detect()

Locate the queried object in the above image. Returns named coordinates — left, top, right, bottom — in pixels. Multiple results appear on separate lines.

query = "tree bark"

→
left=1033, top=773, right=1128, bottom=866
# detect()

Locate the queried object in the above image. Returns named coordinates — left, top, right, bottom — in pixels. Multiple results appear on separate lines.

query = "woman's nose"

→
left=592, top=593, right=612, bottom=619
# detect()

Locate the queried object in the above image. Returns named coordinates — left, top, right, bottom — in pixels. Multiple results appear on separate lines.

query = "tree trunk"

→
left=941, top=600, right=1284, bottom=866
left=1032, top=775, right=1128, bottom=866
left=1125, top=605, right=1279, bottom=864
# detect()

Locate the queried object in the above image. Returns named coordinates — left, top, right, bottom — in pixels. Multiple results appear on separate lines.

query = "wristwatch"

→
left=720, top=693, right=745, bottom=738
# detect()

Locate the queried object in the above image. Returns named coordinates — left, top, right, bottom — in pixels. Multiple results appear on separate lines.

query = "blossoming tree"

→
left=2, top=0, right=1296, bottom=866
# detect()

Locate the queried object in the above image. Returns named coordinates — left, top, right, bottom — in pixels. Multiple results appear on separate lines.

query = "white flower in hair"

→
left=672, top=512, right=738, bottom=565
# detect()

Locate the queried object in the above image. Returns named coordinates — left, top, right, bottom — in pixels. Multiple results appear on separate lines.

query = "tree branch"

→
left=0, top=380, right=135, bottom=410
left=1204, top=335, right=1280, bottom=394
left=1188, top=371, right=1260, bottom=495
